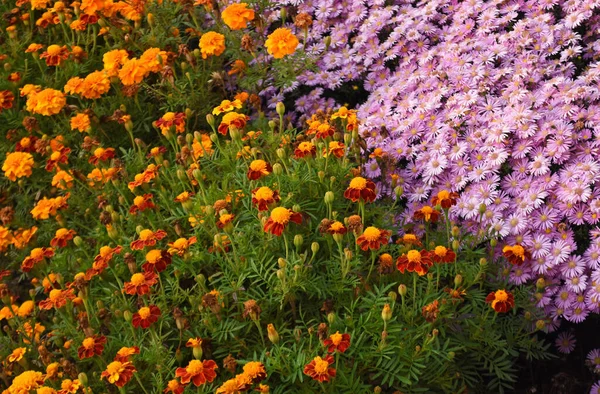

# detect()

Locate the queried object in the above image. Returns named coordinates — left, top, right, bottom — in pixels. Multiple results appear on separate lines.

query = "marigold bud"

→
left=451, top=226, right=460, bottom=237
left=324, top=191, right=335, bottom=204
left=388, top=291, right=397, bottom=302
left=276, top=102, right=285, bottom=116
left=278, top=258, right=286, bottom=268
left=344, top=248, right=353, bottom=261
left=193, top=345, right=203, bottom=360
left=73, top=236, right=83, bottom=247
left=524, top=311, right=531, bottom=320
left=327, top=312, right=335, bottom=325
left=374, top=387, right=382, bottom=394
left=267, top=323, right=280, bottom=344
left=454, top=274, right=463, bottom=286
left=293, top=234, right=303, bottom=249
left=311, top=242, right=319, bottom=255
left=448, top=351, right=455, bottom=360
left=479, top=258, right=487, bottom=266
left=147, top=12, right=155, bottom=27
left=268, top=120, right=277, bottom=131
left=276, top=148, right=286, bottom=159
left=535, top=320, right=545, bottom=330
left=272, top=163, right=283, bottom=175
left=382, top=303, right=392, bottom=321
left=398, top=284, right=407, bottom=297
left=192, top=169, right=203, bottom=183
left=536, top=278, right=546, bottom=289
left=78, top=372, right=88, bottom=386
left=452, top=240, right=460, bottom=250
left=276, top=269, right=285, bottom=281
left=123, top=310, right=132, bottom=322
left=490, top=238, right=497, bottom=247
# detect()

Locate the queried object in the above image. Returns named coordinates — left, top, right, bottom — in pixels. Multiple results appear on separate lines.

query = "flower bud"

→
left=452, top=240, right=460, bottom=251
left=311, top=242, right=319, bottom=255
left=293, top=204, right=301, bottom=213
left=479, top=258, right=487, bottom=266
left=318, top=171, right=325, bottom=182
left=267, top=323, right=280, bottom=344
left=524, top=311, right=532, bottom=320
left=327, top=312, right=335, bottom=325
left=280, top=7, right=287, bottom=22
left=324, top=35, right=332, bottom=50
left=388, top=291, right=397, bottom=302
left=73, top=236, right=83, bottom=247
left=451, top=226, right=460, bottom=237
left=273, top=163, right=283, bottom=175
left=276, top=269, right=285, bottom=281
left=276, top=148, right=286, bottom=159
left=278, top=258, right=286, bottom=268
left=536, top=278, right=546, bottom=289
left=293, top=234, right=303, bottom=249
left=78, top=373, right=88, bottom=386
left=193, top=345, right=203, bottom=360
left=147, top=12, right=155, bottom=27
left=381, top=303, right=392, bottom=321
left=535, top=320, right=545, bottom=330
left=448, top=351, right=455, bottom=360
left=398, top=284, right=407, bottom=297
left=192, top=169, right=203, bottom=183
left=344, top=248, right=353, bottom=261
left=123, top=310, right=132, bottom=322
left=276, top=102, right=285, bottom=116
left=324, top=191, right=335, bottom=204
left=177, top=169, right=187, bottom=182
left=454, top=274, right=463, bottom=286
left=268, top=120, right=277, bottom=131
left=490, top=238, right=497, bottom=247
left=394, top=186, right=404, bottom=199
left=478, top=203, right=487, bottom=215
left=206, top=114, right=215, bottom=128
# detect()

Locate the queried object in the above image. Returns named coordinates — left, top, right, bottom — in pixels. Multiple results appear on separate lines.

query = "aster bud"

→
left=478, top=203, right=487, bottom=215
left=524, top=311, right=531, bottom=320
left=267, top=323, right=280, bottom=344
left=280, top=7, right=287, bottom=22
left=324, top=35, right=332, bottom=50
left=273, top=163, right=283, bottom=175
left=381, top=303, right=392, bottom=321
left=324, top=191, right=335, bottom=204
left=311, top=242, right=319, bottom=255
left=398, top=284, right=407, bottom=297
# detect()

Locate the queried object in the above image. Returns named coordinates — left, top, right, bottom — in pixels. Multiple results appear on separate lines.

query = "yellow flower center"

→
left=219, top=214, right=234, bottom=224
left=50, top=151, right=61, bottom=161
left=349, top=177, right=367, bottom=190
left=362, top=226, right=381, bottom=241
left=437, top=190, right=450, bottom=200
left=313, top=357, right=329, bottom=374
left=82, top=337, right=95, bottom=349
left=270, top=207, right=291, bottom=224
left=30, top=248, right=44, bottom=259
left=139, top=229, right=154, bottom=240
left=329, top=222, right=345, bottom=232
left=130, top=273, right=146, bottom=285
left=94, top=147, right=105, bottom=157
left=99, top=246, right=112, bottom=258
left=403, top=234, right=417, bottom=242
left=494, top=290, right=509, bottom=302
left=138, top=307, right=151, bottom=319
left=406, top=250, right=422, bottom=263
left=511, top=245, right=525, bottom=258
left=56, top=228, right=69, bottom=237
left=49, top=289, right=62, bottom=301
left=434, top=246, right=448, bottom=257
left=254, top=187, right=274, bottom=200
left=133, top=196, right=145, bottom=206
left=21, top=137, right=31, bottom=147
left=420, top=206, right=434, bottom=214
left=172, top=238, right=188, bottom=249
left=298, top=142, right=314, bottom=152
left=162, top=112, right=176, bottom=121
left=330, top=331, right=343, bottom=345
left=249, top=160, right=267, bottom=172
left=146, top=249, right=161, bottom=263
left=106, top=361, right=124, bottom=382
left=46, top=45, right=62, bottom=56
left=186, top=359, right=204, bottom=375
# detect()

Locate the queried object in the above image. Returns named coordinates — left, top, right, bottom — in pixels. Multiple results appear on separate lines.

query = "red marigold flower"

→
left=129, top=194, right=155, bottom=215
left=130, top=229, right=167, bottom=250
left=252, top=186, right=280, bottom=211
left=323, top=331, right=351, bottom=353
left=101, top=361, right=137, bottom=387
left=175, top=359, right=218, bottom=386
left=21, top=247, right=54, bottom=272
left=77, top=335, right=106, bottom=360
left=155, top=112, right=186, bottom=136
left=167, top=237, right=197, bottom=256
left=128, top=164, right=160, bottom=191
left=217, top=213, right=235, bottom=230
left=114, top=346, right=140, bottom=362
left=0, top=90, right=15, bottom=113
left=327, top=221, right=347, bottom=235
left=431, top=190, right=459, bottom=209
left=164, top=379, right=185, bottom=394
left=40, top=44, right=70, bottom=66
left=247, top=160, right=272, bottom=180
left=431, top=245, right=456, bottom=263
left=123, top=271, right=158, bottom=295
left=88, top=147, right=116, bottom=165
left=147, top=146, right=167, bottom=158
left=325, top=141, right=345, bottom=158
left=413, top=205, right=440, bottom=222
left=16, top=136, right=38, bottom=152
left=356, top=226, right=391, bottom=251
left=217, top=112, right=248, bottom=135
left=142, top=249, right=172, bottom=273
left=344, top=177, right=377, bottom=203
left=132, top=305, right=161, bottom=328
left=303, top=355, right=336, bottom=382
left=485, top=289, right=515, bottom=313
left=263, top=207, right=302, bottom=236
left=502, top=244, right=531, bottom=266
left=396, top=250, right=433, bottom=276
left=421, top=300, right=440, bottom=322
left=398, top=233, right=422, bottom=247
left=308, top=122, right=335, bottom=139
left=45, top=147, right=71, bottom=171
left=38, top=288, right=75, bottom=310
left=294, top=141, right=316, bottom=158
left=50, top=228, right=76, bottom=248
left=85, top=245, right=122, bottom=280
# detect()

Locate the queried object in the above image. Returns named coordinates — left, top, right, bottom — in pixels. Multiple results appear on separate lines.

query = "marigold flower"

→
left=3, top=151, right=34, bottom=181
left=132, top=305, right=161, bottom=328
left=431, top=190, right=459, bottom=209
left=21, top=247, right=54, bottom=272
left=142, top=249, right=172, bottom=272
left=265, top=28, right=299, bottom=59
left=77, top=335, right=106, bottom=359
left=502, top=244, right=531, bottom=266
left=186, top=337, right=203, bottom=348
left=192, top=134, right=214, bottom=158
left=140, top=47, right=168, bottom=73
left=123, top=271, right=158, bottom=295
left=304, top=355, right=336, bottom=382
left=25, top=43, right=44, bottom=53
left=216, top=375, right=251, bottom=393
left=119, top=58, right=148, bottom=86
left=242, top=299, right=262, bottom=320
left=26, top=88, right=66, bottom=116
left=217, top=213, right=235, bottom=230
left=38, top=288, right=75, bottom=310
left=40, top=44, right=70, bottom=66
left=422, top=300, right=440, bottom=322
left=12, top=227, right=38, bottom=249
left=0, top=90, right=15, bottom=113
left=128, top=164, right=159, bottom=191
left=45, top=147, right=71, bottom=171
left=17, top=300, right=35, bottom=317
left=326, top=141, right=345, bottom=158
left=327, top=221, right=347, bottom=236
left=87, top=167, right=119, bottom=186
left=247, top=160, right=272, bottom=180
left=164, top=379, right=185, bottom=394
left=114, top=346, right=140, bottom=362
left=103, top=49, right=129, bottom=77
left=413, top=205, right=440, bottom=222
left=101, top=361, right=136, bottom=387
left=156, top=112, right=186, bottom=136
left=485, top=289, right=515, bottom=313
left=431, top=245, right=456, bottom=263
left=175, top=359, right=218, bottom=386
left=31, top=194, right=70, bottom=220
left=129, top=194, right=155, bottom=215
left=70, top=113, right=91, bottom=132
left=6, top=370, right=44, bottom=393
left=323, top=331, right=351, bottom=353
left=400, top=233, right=422, bottom=247
left=130, top=228, right=167, bottom=250
left=199, top=31, right=226, bottom=59
left=263, top=207, right=302, bottom=236
left=50, top=228, right=76, bottom=248
left=212, top=99, right=243, bottom=115
left=356, top=226, right=390, bottom=251
left=294, top=141, right=316, bottom=158
left=58, top=378, right=81, bottom=394
left=148, top=146, right=168, bottom=159
left=7, top=347, right=27, bottom=363
left=396, top=250, right=433, bottom=276
left=243, top=361, right=267, bottom=383
left=251, top=187, right=280, bottom=211
left=222, top=3, right=255, bottom=30
left=218, top=112, right=249, bottom=135
left=167, top=236, right=197, bottom=256
left=344, top=177, right=377, bottom=203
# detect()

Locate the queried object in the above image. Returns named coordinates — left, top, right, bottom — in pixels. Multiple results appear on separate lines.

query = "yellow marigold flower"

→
left=140, top=47, right=167, bottom=73
left=31, top=0, right=50, bottom=9
left=103, top=49, right=129, bottom=77
left=3, top=152, right=34, bottom=181
left=37, top=387, right=58, bottom=394
left=80, top=70, right=111, bottom=99
left=192, top=134, right=214, bottom=158
left=221, top=3, right=255, bottom=30
left=17, top=300, right=35, bottom=317
left=199, top=31, right=226, bottom=59
left=25, top=43, right=44, bottom=53
left=20, top=84, right=41, bottom=97
left=212, top=99, right=243, bottom=115
left=119, top=58, right=148, bottom=86
left=70, top=113, right=91, bottom=132
left=25, top=88, right=66, bottom=116
left=7, top=347, right=26, bottom=363
left=6, top=370, right=44, bottom=393
left=265, top=28, right=299, bottom=59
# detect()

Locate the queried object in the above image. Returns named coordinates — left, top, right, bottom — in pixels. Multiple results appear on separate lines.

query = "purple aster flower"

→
left=555, top=332, right=577, bottom=354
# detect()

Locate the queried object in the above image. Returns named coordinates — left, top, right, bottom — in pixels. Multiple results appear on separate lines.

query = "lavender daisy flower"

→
left=555, top=332, right=576, bottom=354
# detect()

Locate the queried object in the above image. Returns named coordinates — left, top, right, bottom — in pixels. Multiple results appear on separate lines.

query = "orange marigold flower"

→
left=294, top=141, right=316, bottom=158
left=218, top=112, right=249, bottom=135
left=186, top=337, right=203, bottom=348
left=168, top=237, right=197, bottom=256
left=356, top=226, right=390, bottom=251
left=252, top=186, right=280, bottom=211
left=140, top=47, right=168, bottom=73
left=31, top=194, right=70, bottom=220
left=502, top=244, right=531, bottom=266
left=128, top=164, right=159, bottom=191
left=123, top=271, right=158, bottom=295
left=119, top=58, right=148, bottom=86
left=326, top=141, right=345, bottom=158
left=130, top=228, right=167, bottom=250
left=147, top=146, right=168, bottom=159
left=17, top=300, right=35, bottom=317
left=142, top=249, right=172, bottom=273
left=103, top=49, right=129, bottom=77
left=132, top=305, right=161, bottom=328
left=7, top=347, right=27, bottom=363
left=77, top=335, right=106, bottom=359
left=396, top=250, right=433, bottom=276
left=129, top=194, right=155, bottom=215
left=39, top=288, right=75, bottom=310
left=25, top=43, right=44, bottom=53
left=26, top=88, right=66, bottom=116
left=155, top=112, right=186, bottom=136
left=303, top=355, right=336, bottom=382
left=421, top=299, right=440, bottom=322
left=50, top=228, right=76, bottom=248
left=64, top=77, right=85, bottom=95
left=101, top=361, right=137, bottom=387
left=3, top=151, right=34, bottom=181
left=114, top=346, right=140, bottom=363
left=399, top=233, right=422, bottom=247
left=21, top=247, right=54, bottom=272
left=243, top=361, right=267, bottom=383
left=323, top=331, right=351, bottom=353
left=164, top=379, right=185, bottom=394
left=263, top=207, right=302, bottom=236
left=7, top=371, right=45, bottom=393
left=431, top=245, right=456, bottom=263
left=40, top=44, right=70, bottom=66
left=15, top=136, right=38, bottom=153
left=45, top=147, right=70, bottom=171
left=70, top=113, right=91, bottom=132
left=192, top=134, right=214, bottom=158
left=12, top=227, right=38, bottom=249
left=344, top=176, right=377, bottom=203
left=212, top=99, right=243, bottom=115
left=431, top=190, right=459, bottom=209
left=58, top=378, right=81, bottom=394
left=0, top=90, right=14, bottom=113
left=222, top=3, right=255, bottom=30
left=217, top=213, right=235, bottom=229
left=485, top=289, right=515, bottom=313
left=87, top=167, right=119, bottom=186
left=327, top=221, right=347, bottom=235
left=199, top=31, right=225, bottom=59
left=247, top=159, right=272, bottom=180
left=265, top=28, right=299, bottom=59
left=176, top=359, right=218, bottom=386
left=79, top=70, right=111, bottom=99
left=413, top=205, right=440, bottom=222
